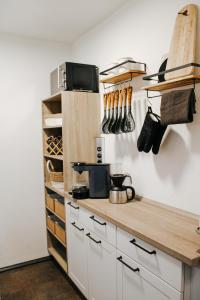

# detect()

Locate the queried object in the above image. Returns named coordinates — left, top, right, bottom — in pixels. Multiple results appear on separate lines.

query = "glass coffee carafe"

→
left=70, top=162, right=89, bottom=199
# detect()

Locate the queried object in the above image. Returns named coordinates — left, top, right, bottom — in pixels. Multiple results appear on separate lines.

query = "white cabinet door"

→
left=117, top=251, right=183, bottom=300
left=86, top=230, right=117, bottom=300
left=67, top=217, right=88, bottom=298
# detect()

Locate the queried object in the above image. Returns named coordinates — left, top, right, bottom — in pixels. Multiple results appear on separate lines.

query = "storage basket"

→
left=55, top=221, right=66, bottom=244
left=47, top=215, right=55, bottom=233
left=47, top=160, right=63, bottom=183
left=55, top=198, right=65, bottom=220
left=46, top=194, right=55, bottom=211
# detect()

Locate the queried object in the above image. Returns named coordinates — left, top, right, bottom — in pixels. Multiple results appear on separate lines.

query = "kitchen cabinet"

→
left=117, top=227, right=183, bottom=291
left=86, top=230, right=117, bottom=300
left=42, top=91, right=100, bottom=272
left=66, top=204, right=117, bottom=300
left=117, top=251, right=183, bottom=300
left=67, top=217, right=88, bottom=298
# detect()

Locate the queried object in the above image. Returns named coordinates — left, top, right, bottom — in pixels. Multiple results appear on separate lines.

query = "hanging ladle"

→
left=110, top=90, right=119, bottom=134
left=102, top=92, right=112, bottom=134
left=125, top=86, right=135, bottom=132
left=115, top=89, right=123, bottom=134
left=101, top=93, right=108, bottom=132
left=121, top=88, right=128, bottom=133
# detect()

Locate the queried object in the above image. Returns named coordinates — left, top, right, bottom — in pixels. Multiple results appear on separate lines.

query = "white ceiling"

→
left=0, top=0, right=128, bottom=43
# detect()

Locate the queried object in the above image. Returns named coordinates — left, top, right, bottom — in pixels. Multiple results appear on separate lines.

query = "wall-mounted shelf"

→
left=143, top=63, right=200, bottom=94
left=100, top=60, right=146, bottom=88
left=143, top=75, right=200, bottom=92
left=100, top=70, right=146, bottom=84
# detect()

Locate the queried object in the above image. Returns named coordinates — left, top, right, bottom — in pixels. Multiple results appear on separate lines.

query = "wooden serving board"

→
left=166, top=4, right=197, bottom=80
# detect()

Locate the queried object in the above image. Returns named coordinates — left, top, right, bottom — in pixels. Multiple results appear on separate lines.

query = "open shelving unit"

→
left=143, top=63, right=200, bottom=95
left=100, top=60, right=146, bottom=88
left=100, top=70, right=146, bottom=84
left=42, top=92, right=67, bottom=272
left=42, top=91, right=100, bottom=273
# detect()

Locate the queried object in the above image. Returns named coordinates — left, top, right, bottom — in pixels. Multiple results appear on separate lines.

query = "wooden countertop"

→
left=77, top=197, right=200, bottom=266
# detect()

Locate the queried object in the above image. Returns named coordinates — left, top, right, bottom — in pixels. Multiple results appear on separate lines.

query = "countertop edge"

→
left=77, top=200, right=200, bottom=267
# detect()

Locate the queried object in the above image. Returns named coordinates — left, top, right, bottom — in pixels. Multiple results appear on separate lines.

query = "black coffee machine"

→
left=71, top=162, right=110, bottom=199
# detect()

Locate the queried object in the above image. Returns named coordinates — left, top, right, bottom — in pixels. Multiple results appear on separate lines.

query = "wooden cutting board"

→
left=165, top=4, right=197, bottom=81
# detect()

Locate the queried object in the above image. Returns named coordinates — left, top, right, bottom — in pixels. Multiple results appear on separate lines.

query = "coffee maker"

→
left=109, top=174, right=135, bottom=204
left=71, top=162, right=110, bottom=199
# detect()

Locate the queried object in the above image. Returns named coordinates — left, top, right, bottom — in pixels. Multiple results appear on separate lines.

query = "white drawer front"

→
left=66, top=200, right=88, bottom=225
left=84, top=210, right=116, bottom=246
left=117, top=228, right=183, bottom=291
left=117, top=250, right=183, bottom=300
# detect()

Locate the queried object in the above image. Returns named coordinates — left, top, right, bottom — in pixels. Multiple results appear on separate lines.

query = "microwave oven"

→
left=50, top=62, right=99, bottom=95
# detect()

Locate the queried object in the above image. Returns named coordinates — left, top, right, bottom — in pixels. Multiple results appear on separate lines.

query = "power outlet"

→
left=96, top=137, right=105, bottom=163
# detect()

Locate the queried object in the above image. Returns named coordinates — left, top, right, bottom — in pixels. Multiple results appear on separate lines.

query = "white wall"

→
left=71, top=0, right=200, bottom=215
left=0, top=33, right=71, bottom=268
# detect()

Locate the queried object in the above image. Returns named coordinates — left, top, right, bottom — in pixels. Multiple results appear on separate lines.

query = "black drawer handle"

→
left=67, top=202, right=79, bottom=210
left=130, top=239, right=156, bottom=255
left=86, top=232, right=101, bottom=244
left=90, top=215, right=106, bottom=226
left=117, top=256, right=139, bottom=273
left=71, top=222, right=84, bottom=231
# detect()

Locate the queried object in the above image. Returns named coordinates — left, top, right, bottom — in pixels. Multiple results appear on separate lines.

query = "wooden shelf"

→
left=100, top=70, right=146, bottom=84
left=48, top=247, right=67, bottom=273
left=42, top=92, right=62, bottom=103
left=44, top=154, right=63, bottom=161
left=143, top=74, right=200, bottom=92
left=47, top=228, right=66, bottom=248
left=45, top=183, right=65, bottom=197
left=43, top=125, right=62, bottom=129
left=46, top=206, right=65, bottom=223
left=44, top=113, right=63, bottom=118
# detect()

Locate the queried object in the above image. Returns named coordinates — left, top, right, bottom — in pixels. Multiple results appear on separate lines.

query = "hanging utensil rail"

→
left=143, top=63, right=200, bottom=99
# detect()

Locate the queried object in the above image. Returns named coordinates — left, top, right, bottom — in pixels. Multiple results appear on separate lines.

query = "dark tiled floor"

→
left=0, top=260, right=84, bottom=300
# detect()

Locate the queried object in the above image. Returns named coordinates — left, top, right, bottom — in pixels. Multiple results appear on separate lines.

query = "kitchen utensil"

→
left=47, top=160, right=64, bottom=188
left=125, top=86, right=135, bottom=132
left=109, top=173, right=135, bottom=204
left=101, top=94, right=108, bottom=132
left=110, top=173, right=132, bottom=187
left=72, top=162, right=110, bottom=199
left=165, top=4, right=197, bottom=81
left=121, top=88, right=128, bottom=133
left=108, top=92, right=115, bottom=133
left=115, top=90, right=123, bottom=134
left=69, top=186, right=89, bottom=199
left=102, top=93, right=111, bottom=134
left=109, top=186, right=135, bottom=204
left=158, top=58, right=168, bottom=82
left=110, top=90, right=119, bottom=134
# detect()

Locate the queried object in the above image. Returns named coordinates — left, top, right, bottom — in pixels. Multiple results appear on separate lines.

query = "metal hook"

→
left=178, top=10, right=188, bottom=16
left=147, top=97, right=152, bottom=107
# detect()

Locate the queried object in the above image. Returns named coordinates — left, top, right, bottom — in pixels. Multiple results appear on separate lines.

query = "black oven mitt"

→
left=137, top=107, right=167, bottom=154
left=152, top=122, right=167, bottom=154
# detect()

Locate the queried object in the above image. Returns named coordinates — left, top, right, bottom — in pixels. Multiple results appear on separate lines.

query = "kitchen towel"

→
left=160, top=88, right=196, bottom=125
